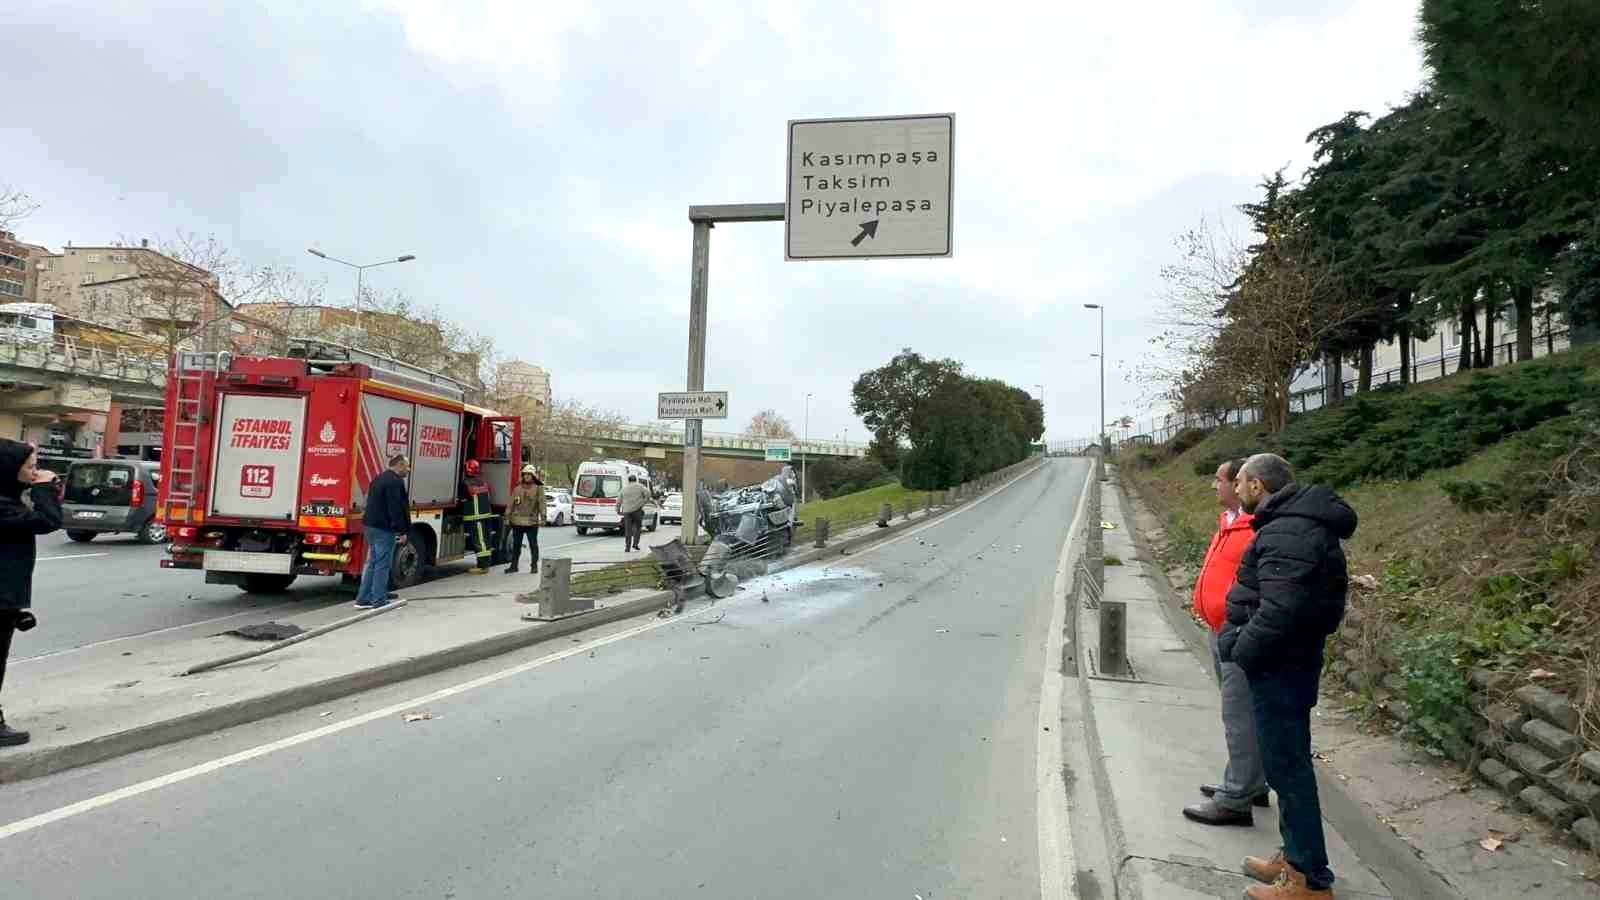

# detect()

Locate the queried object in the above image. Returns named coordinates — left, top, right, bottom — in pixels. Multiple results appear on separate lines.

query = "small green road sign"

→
left=765, top=440, right=792, bottom=462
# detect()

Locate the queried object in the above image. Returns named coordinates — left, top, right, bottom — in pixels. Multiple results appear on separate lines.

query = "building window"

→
left=1447, top=320, right=1462, bottom=347
left=110, top=252, right=128, bottom=264
left=0, top=280, right=24, bottom=298
left=86, top=253, right=101, bottom=263
left=0, top=253, right=22, bottom=271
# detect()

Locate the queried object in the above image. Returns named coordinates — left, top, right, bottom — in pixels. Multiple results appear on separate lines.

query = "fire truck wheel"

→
left=66, top=530, right=96, bottom=543
left=241, top=574, right=296, bottom=594
left=575, top=526, right=588, bottom=536
left=389, top=528, right=426, bottom=589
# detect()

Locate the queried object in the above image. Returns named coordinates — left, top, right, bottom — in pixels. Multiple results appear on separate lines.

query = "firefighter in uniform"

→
left=460, top=459, right=497, bottom=575
left=504, top=464, right=545, bottom=575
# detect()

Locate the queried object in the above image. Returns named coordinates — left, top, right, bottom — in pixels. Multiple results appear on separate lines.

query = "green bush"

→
left=1397, top=632, right=1477, bottom=754
left=1167, top=427, right=1209, bottom=456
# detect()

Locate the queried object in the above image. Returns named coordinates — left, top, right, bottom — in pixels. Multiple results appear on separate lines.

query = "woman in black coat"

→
left=0, top=439, right=63, bottom=747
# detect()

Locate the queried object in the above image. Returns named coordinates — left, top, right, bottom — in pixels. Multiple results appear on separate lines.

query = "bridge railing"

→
left=583, top=423, right=867, bottom=456
left=0, top=330, right=170, bottom=387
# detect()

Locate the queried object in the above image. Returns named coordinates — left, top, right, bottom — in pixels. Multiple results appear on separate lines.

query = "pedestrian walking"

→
left=505, top=464, right=545, bottom=574
left=617, top=474, right=650, bottom=552
left=1220, top=453, right=1357, bottom=900
left=0, top=439, right=64, bottom=747
left=1183, top=457, right=1270, bottom=826
left=356, top=454, right=410, bottom=610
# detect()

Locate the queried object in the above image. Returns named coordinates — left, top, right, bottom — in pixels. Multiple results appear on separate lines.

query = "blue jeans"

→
left=1250, top=661, right=1334, bottom=891
left=357, top=527, right=396, bottom=605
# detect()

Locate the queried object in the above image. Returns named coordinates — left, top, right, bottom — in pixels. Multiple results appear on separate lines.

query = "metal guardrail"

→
left=584, top=423, right=867, bottom=456
left=0, top=331, right=170, bottom=388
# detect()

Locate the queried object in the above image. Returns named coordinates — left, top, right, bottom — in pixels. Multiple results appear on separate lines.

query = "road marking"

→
left=0, top=460, right=1051, bottom=839
left=36, top=553, right=109, bottom=562
left=1038, top=460, right=1093, bottom=899
left=0, top=611, right=690, bottom=842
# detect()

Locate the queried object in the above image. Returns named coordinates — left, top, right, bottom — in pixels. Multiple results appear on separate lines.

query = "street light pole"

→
left=307, top=249, right=417, bottom=332
left=803, top=392, right=812, bottom=503
left=1084, top=304, right=1106, bottom=478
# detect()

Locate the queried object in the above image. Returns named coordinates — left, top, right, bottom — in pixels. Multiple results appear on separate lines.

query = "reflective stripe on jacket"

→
left=1193, top=508, right=1254, bottom=632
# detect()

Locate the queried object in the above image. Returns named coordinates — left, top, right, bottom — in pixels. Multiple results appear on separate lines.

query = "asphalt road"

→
left=0, top=459, right=1087, bottom=899
left=19, top=523, right=689, bottom=661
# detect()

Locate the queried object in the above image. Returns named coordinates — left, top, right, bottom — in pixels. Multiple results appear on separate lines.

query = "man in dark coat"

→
left=356, top=454, right=411, bottom=610
left=0, top=439, right=64, bottom=747
left=1219, top=452, right=1357, bottom=900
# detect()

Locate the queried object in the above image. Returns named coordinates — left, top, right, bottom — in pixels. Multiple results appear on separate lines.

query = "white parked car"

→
left=545, top=489, right=573, bottom=526
left=659, top=492, right=683, bottom=525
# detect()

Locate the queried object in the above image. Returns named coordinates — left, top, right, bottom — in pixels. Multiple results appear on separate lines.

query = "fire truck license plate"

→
left=203, top=551, right=293, bottom=575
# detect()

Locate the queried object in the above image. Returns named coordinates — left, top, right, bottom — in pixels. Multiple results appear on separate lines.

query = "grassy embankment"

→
left=1123, top=345, right=1600, bottom=755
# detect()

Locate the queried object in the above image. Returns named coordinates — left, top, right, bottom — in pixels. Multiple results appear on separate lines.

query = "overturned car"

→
left=696, top=465, right=800, bottom=583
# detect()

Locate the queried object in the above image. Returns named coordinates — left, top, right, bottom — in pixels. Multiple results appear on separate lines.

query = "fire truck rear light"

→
left=304, top=533, right=339, bottom=546
left=174, top=526, right=198, bottom=539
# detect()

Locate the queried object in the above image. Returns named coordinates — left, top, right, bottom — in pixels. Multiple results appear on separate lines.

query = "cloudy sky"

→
left=6, top=0, right=1425, bottom=445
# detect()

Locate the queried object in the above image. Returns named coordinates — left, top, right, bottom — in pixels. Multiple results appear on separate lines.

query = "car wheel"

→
left=137, top=518, right=168, bottom=544
left=575, top=526, right=588, bottom=536
left=241, top=574, right=296, bottom=594
left=67, top=530, right=96, bottom=543
left=555, top=513, right=565, bottom=526
left=647, top=515, right=658, bottom=533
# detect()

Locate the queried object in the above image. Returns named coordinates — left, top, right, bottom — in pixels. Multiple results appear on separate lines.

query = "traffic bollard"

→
left=903, top=499, right=913, bottom=521
left=1099, top=600, right=1128, bottom=675
left=877, top=503, right=892, bottom=527
left=814, top=517, right=831, bottom=548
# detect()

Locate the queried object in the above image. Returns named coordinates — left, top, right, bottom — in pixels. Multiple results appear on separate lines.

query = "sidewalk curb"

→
left=0, top=590, right=672, bottom=785
left=1, top=458, right=1046, bottom=786
left=1110, top=469, right=1460, bottom=900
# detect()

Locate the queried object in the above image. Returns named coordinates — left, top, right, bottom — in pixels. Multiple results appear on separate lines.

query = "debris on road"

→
left=222, top=621, right=305, bottom=642
left=402, top=710, right=433, bottom=723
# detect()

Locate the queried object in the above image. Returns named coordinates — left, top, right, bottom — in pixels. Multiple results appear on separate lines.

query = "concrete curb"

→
left=0, top=590, right=673, bottom=784
left=1109, top=470, right=1460, bottom=900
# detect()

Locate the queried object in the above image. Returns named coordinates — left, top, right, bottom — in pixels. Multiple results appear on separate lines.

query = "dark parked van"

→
left=62, top=460, right=167, bottom=544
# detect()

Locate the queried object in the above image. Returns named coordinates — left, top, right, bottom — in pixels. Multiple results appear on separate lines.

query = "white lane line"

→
left=1038, top=461, right=1093, bottom=899
left=0, top=460, right=1052, bottom=838
left=36, top=553, right=109, bottom=562
left=0, top=611, right=690, bottom=842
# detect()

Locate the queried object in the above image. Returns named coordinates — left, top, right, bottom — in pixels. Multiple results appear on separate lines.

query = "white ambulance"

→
left=571, top=458, right=658, bottom=536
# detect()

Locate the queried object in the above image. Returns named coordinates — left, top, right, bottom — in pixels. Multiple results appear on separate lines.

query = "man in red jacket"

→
left=1182, top=457, right=1269, bottom=826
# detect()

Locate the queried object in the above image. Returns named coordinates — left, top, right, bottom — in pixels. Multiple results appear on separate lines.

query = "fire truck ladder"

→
left=166, top=352, right=228, bottom=520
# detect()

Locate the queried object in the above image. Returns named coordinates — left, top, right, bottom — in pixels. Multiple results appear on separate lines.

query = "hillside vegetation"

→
left=1125, top=346, right=1600, bottom=755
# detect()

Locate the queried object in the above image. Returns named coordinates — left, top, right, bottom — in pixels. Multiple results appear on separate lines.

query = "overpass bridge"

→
left=567, top=423, right=866, bottom=461
left=1, top=334, right=868, bottom=463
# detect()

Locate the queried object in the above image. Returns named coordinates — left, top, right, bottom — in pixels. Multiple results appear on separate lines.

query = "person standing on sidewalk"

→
left=1221, top=452, right=1357, bottom=900
left=617, top=474, right=650, bottom=552
left=356, top=454, right=411, bottom=610
left=1183, top=457, right=1270, bottom=827
left=504, top=464, right=545, bottom=574
left=0, top=439, right=64, bottom=747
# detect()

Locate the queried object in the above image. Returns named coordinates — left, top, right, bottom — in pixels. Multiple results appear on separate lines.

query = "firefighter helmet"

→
left=465, top=459, right=481, bottom=477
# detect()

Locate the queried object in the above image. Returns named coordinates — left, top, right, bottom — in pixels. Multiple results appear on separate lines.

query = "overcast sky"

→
left=5, top=1, right=1425, bottom=445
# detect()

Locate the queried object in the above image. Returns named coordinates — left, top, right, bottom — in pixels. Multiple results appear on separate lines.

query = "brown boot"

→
left=1243, top=850, right=1288, bottom=884
left=1243, top=865, right=1332, bottom=899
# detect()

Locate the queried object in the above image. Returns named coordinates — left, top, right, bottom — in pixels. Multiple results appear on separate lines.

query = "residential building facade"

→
left=33, top=242, right=231, bottom=351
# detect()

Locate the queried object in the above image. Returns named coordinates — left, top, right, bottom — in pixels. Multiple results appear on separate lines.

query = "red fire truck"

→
left=157, top=341, right=522, bottom=593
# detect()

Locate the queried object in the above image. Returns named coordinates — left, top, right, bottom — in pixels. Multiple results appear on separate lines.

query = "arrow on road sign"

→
left=850, top=219, right=880, bottom=247
left=715, top=397, right=726, bottom=412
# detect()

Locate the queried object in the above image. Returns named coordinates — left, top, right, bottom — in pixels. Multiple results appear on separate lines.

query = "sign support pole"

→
left=679, top=204, right=785, bottom=546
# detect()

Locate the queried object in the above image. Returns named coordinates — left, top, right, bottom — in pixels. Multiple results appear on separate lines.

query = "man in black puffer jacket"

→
left=1219, top=453, right=1357, bottom=900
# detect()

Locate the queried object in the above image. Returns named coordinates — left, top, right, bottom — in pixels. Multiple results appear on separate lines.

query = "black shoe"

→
left=505, top=565, right=519, bottom=574
left=1201, top=783, right=1270, bottom=807
left=1182, top=798, right=1253, bottom=826
left=0, top=712, right=30, bottom=748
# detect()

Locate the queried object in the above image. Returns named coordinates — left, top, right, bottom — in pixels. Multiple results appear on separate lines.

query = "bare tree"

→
left=1156, top=218, right=1359, bottom=433
left=743, top=408, right=796, bottom=439
left=514, top=398, right=630, bottom=485
left=0, top=185, right=37, bottom=231
left=105, top=234, right=281, bottom=356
